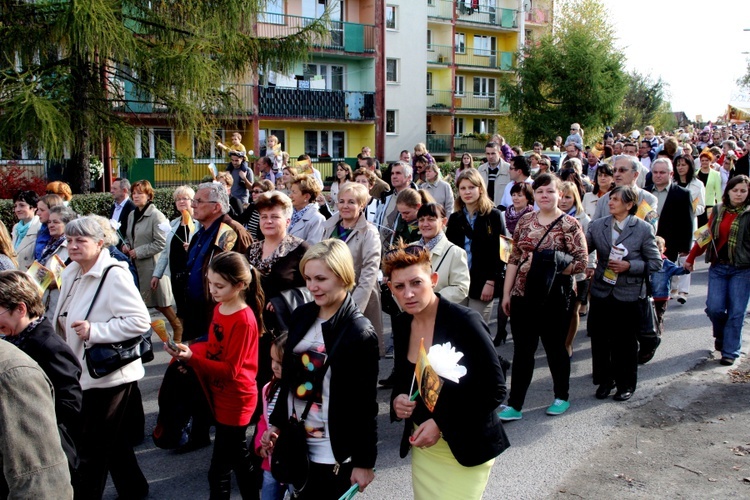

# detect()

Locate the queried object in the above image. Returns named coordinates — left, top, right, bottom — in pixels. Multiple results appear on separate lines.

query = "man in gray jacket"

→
left=0, top=341, right=73, bottom=498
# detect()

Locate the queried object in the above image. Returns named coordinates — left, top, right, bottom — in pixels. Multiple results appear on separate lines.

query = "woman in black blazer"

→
left=385, top=244, right=509, bottom=499
left=446, top=169, right=506, bottom=324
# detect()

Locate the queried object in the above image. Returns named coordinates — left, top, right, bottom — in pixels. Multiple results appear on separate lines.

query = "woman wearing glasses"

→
left=238, top=179, right=275, bottom=241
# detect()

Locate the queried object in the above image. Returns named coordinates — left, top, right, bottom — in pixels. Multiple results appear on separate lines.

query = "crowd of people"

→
left=1, top=122, right=749, bottom=499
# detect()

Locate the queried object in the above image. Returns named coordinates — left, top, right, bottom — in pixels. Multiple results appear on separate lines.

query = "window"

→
left=303, top=64, right=344, bottom=90
left=135, top=128, right=175, bottom=160
left=473, top=77, right=495, bottom=97
left=474, top=35, right=491, bottom=56
left=260, top=0, right=284, bottom=24
left=427, top=29, right=433, bottom=51
left=386, top=5, right=397, bottom=30
left=386, top=58, right=399, bottom=83
left=304, top=130, right=346, bottom=158
left=259, top=129, right=286, bottom=157
left=473, top=119, right=496, bottom=134
left=455, top=33, right=465, bottom=54
left=386, top=110, right=397, bottom=134
left=193, top=129, right=225, bottom=161
left=455, top=118, right=464, bottom=136
left=454, top=75, right=465, bottom=96
left=426, top=72, right=433, bottom=95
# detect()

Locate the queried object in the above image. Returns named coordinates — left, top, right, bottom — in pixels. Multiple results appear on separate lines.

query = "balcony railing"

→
left=258, top=86, right=375, bottom=121
left=453, top=136, right=492, bottom=154
left=426, top=134, right=453, bottom=154
left=427, top=44, right=453, bottom=65
left=456, top=5, right=517, bottom=28
left=455, top=48, right=514, bottom=70
left=427, top=90, right=453, bottom=110
left=525, top=8, right=550, bottom=24
left=257, top=12, right=375, bottom=53
left=455, top=92, right=508, bottom=112
left=427, top=0, right=454, bottom=20
left=112, top=82, right=254, bottom=115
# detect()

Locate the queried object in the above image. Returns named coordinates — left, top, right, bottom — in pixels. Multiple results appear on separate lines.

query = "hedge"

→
left=0, top=187, right=182, bottom=230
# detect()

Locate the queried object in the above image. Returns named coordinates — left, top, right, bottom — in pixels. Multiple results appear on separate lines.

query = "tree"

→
left=500, top=0, right=628, bottom=146
left=0, top=0, right=327, bottom=193
left=739, top=58, right=750, bottom=89
left=611, top=71, right=669, bottom=134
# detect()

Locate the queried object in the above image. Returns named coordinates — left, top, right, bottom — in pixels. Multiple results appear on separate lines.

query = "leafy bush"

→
left=0, top=162, right=48, bottom=199
left=1, top=187, right=183, bottom=230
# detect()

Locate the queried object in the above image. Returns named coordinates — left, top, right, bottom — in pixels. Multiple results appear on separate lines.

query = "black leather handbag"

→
left=83, top=266, right=153, bottom=379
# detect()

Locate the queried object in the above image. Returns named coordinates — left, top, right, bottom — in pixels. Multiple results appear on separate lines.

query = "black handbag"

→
left=270, top=319, right=350, bottom=494
left=522, top=214, right=568, bottom=301
left=638, top=278, right=658, bottom=339
left=380, top=281, right=401, bottom=315
left=83, top=266, right=154, bottom=379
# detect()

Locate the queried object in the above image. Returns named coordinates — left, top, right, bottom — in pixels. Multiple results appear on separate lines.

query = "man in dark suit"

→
left=650, top=159, right=694, bottom=262
left=109, top=178, right=136, bottom=246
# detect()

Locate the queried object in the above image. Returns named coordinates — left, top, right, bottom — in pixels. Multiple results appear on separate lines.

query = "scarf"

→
left=717, top=203, right=747, bottom=262
left=333, top=221, right=354, bottom=242
left=39, top=235, right=66, bottom=265
left=418, top=231, right=443, bottom=252
left=131, top=201, right=153, bottom=242
left=14, top=219, right=32, bottom=249
left=289, top=203, right=316, bottom=230
left=505, top=205, right=533, bottom=235
left=4, top=317, right=45, bottom=349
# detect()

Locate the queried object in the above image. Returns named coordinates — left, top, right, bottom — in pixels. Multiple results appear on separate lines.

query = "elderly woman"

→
left=216, top=171, right=244, bottom=219
left=0, top=220, right=18, bottom=270
left=421, top=161, right=454, bottom=218
left=288, top=174, right=325, bottom=244
left=11, top=190, right=41, bottom=270
left=385, top=243, right=508, bottom=499
left=52, top=216, right=151, bottom=499
left=586, top=186, right=661, bottom=400
left=239, top=179, right=275, bottom=241
left=34, top=193, right=64, bottom=262
left=40, top=205, right=77, bottom=313
left=121, top=180, right=180, bottom=339
left=263, top=240, right=378, bottom=499
left=151, top=185, right=198, bottom=343
left=0, top=270, right=82, bottom=481
left=322, top=181, right=383, bottom=355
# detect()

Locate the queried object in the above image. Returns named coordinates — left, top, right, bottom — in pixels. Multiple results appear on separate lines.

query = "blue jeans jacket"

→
left=650, top=255, right=689, bottom=300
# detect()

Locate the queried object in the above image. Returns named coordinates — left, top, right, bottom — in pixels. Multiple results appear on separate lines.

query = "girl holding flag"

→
left=385, top=243, right=509, bottom=500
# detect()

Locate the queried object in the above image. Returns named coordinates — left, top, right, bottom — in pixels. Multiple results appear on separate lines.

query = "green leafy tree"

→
left=612, top=71, right=669, bottom=134
left=0, top=0, right=326, bottom=193
left=500, top=0, right=628, bottom=146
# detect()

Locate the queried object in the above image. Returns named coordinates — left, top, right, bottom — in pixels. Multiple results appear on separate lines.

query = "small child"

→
left=650, top=236, right=689, bottom=336
left=266, top=135, right=284, bottom=173
left=217, top=132, right=247, bottom=154
left=255, top=333, right=288, bottom=500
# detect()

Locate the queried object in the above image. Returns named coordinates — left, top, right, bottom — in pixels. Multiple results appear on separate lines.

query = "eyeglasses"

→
left=175, top=197, right=191, bottom=202
left=0, top=308, right=11, bottom=317
left=614, top=167, right=633, bottom=174
left=191, top=198, right=217, bottom=205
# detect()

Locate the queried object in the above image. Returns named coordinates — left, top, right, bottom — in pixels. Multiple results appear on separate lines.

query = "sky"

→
left=607, top=0, right=749, bottom=122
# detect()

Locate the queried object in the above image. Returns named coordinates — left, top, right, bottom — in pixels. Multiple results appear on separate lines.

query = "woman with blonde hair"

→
left=0, top=219, right=18, bottom=270
left=279, top=166, right=298, bottom=195
left=389, top=188, right=434, bottom=247
left=446, top=169, right=505, bottom=323
left=34, top=193, right=64, bottom=262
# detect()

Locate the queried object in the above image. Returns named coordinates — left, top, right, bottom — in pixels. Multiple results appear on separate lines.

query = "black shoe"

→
left=378, top=371, right=396, bottom=388
left=493, top=330, right=508, bottom=346
left=498, top=356, right=511, bottom=379
left=595, top=383, right=614, bottom=400
left=720, top=357, right=735, bottom=366
left=638, top=337, right=661, bottom=364
left=613, top=390, right=633, bottom=401
left=175, top=435, right=211, bottom=454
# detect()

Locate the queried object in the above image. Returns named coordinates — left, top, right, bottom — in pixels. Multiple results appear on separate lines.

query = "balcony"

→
left=455, top=48, right=514, bottom=70
left=426, top=134, right=453, bottom=155
left=427, top=0, right=454, bottom=20
left=456, top=5, right=517, bottom=29
left=112, top=82, right=254, bottom=115
left=258, top=86, right=375, bottom=121
left=427, top=90, right=453, bottom=111
left=455, top=92, right=508, bottom=112
left=525, top=8, right=551, bottom=24
left=256, top=12, right=375, bottom=54
left=453, top=136, right=492, bottom=154
left=427, top=44, right=453, bottom=65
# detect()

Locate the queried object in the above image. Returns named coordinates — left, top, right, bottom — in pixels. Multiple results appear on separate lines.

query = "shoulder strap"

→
left=434, top=243, right=456, bottom=274
left=83, top=266, right=116, bottom=320
left=534, top=213, right=566, bottom=252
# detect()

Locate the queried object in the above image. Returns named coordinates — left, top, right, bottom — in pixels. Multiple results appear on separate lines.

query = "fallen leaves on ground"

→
left=728, top=368, right=750, bottom=383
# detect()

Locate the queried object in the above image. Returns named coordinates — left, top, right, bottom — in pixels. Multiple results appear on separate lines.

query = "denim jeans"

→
left=261, top=469, right=285, bottom=500
left=705, top=264, right=750, bottom=359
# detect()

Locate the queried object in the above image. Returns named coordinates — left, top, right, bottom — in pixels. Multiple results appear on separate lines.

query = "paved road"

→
left=105, top=262, right=721, bottom=499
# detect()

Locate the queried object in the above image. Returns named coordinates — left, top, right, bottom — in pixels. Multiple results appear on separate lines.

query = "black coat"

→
left=445, top=207, right=506, bottom=299
left=654, top=183, right=694, bottom=261
left=8, top=318, right=82, bottom=471
left=390, top=296, right=510, bottom=467
left=269, top=294, right=379, bottom=469
left=109, top=198, right=136, bottom=226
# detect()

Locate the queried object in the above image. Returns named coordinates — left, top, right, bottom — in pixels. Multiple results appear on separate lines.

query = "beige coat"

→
left=322, top=213, right=383, bottom=344
left=429, top=235, right=470, bottom=304
left=126, top=203, right=174, bottom=308
left=11, top=216, right=41, bottom=271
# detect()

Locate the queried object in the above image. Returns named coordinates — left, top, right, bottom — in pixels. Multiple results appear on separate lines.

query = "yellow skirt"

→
left=412, top=434, right=495, bottom=500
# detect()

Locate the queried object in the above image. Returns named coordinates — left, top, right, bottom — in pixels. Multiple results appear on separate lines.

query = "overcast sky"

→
left=607, top=0, right=749, bottom=122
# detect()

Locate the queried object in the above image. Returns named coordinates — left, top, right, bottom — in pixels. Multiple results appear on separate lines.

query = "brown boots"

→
left=157, top=306, right=184, bottom=343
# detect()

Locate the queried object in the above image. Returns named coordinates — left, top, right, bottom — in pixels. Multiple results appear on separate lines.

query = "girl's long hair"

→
left=208, top=252, right=266, bottom=335
left=0, top=220, right=17, bottom=267
left=265, top=332, right=288, bottom=401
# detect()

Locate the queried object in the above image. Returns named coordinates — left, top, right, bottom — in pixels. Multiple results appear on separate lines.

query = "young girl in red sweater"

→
left=167, top=252, right=265, bottom=498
